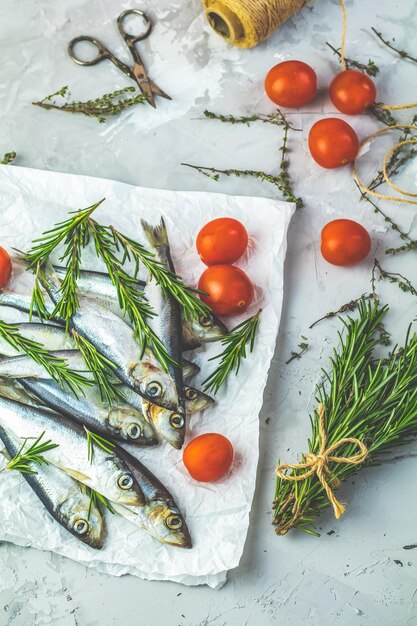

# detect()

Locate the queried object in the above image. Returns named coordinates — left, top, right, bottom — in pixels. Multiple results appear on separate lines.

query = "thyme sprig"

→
left=33, top=86, right=147, bottom=123
left=203, top=109, right=301, bottom=130
left=203, top=309, right=261, bottom=394
left=372, top=259, right=417, bottom=297
left=2, top=432, right=58, bottom=475
left=371, top=28, right=417, bottom=65
left=1, top=152, right=16, bottom=165
left=85, top=427, right=115, bottom=464
left=182, top=162, right=303, bottom=208
left=0, top=320, right=92, bottom=395
left=285, top=338, right=309, bottom=365
left=325, top=42, right=379, bottom=76
left=184, top=108, right=303, bottom=208
left=309, top=294, right=372, bottom=329
left=273, top=300, right=417, bottom=536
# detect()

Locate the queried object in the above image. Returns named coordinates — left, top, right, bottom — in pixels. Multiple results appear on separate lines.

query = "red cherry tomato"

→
left=183, top=433, right=234, bottom=482
left=198, top=265, right=254, bottom=317
left=196, top=218, right=248, bottom=266
left=308, top=118, right=359, bottom=169
left=0, top=247, right=12, bottom=289
left=321, top=219, right=371, bottom=266
left=329, top=70, right=377, bottom=115
left=265, top=60, right=317, bottom=108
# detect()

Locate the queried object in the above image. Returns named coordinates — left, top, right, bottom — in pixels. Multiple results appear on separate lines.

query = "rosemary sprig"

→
left=85, top=486, right=115, bottom=519
left=109, top=226, right=210, bottom=320
left=368, top=104, right=398, bottom=127
left=72, top=330, right=124, bottom=404
left=285, top=338, right=309, bottom=365
left=2, top=432, right=58, bottom=475
left=32, top=86, right=147, bottom=123
left=203, top=309, right=261, bottom=394
left=371, top=27, right=417, bottom=65
left=0, top=320, right=92, bottom=395
left=85, top=427, right=115, bottom=464
left=325, top=42, right=379, bottom=76
left=1, top=151, right=16, bottom=165
left=273, top=300, right=417, bottom=535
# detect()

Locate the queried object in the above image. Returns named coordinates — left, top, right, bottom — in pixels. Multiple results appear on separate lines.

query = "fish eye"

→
left=199, top=314, right=213, bottom=327
left=166, top=514, right=183, bottom=530
left=118, top=473, right=134, bottom=490
left=170, top=413, right=184, bottom=429
left=127, top=423, right=142, bottom=439
left=146, top=381, right=162, bottom=398
left=185, top=388, right=198, bottom=401
left=73, top=519, right=89, bottom=535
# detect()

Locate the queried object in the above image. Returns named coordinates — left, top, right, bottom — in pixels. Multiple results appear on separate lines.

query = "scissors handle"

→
left=117, top=9, right=152, bottom=44
left=68, top=36, right=110, bottom=66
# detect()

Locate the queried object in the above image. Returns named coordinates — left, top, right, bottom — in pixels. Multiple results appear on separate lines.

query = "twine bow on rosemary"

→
left=275, top=404, right=368, bottom=522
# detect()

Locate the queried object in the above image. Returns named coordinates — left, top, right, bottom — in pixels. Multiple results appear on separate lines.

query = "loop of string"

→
left=353, top=125, right=417, bottom=205
left=275, top=404, right=368, bottom=519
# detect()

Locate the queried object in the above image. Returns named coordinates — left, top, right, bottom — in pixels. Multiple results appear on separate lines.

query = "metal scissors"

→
left=68, top=9, right=171, bottom=108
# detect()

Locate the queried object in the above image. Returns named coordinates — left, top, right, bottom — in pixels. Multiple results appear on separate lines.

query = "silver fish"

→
left=141, top=219, right=185, bottom=448
left=0, top=349, right=90, bottom=381
left=19, top=378, right=158, bottom=447
left=113, top=448, right=192, bottom=548
left=0, top=322, right=74, bottom=357
left=41, top=265, right=180, bottom=411
left=0, top=394, right=145, bottom=506
left=122, top=385, right=215, bottom=449
left=0, top=429, right=103, bottom=549
left=53, top=266, right=228, bottom=348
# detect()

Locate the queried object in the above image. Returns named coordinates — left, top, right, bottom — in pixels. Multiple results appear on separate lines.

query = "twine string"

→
left=353, top=125, right=417, bottom=205
left=203, top=0, right=307, bottom=48
left=275, top=404, right=368, bottom=519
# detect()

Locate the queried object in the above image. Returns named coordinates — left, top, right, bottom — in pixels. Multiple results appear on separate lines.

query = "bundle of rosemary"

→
left=273, top=299, right=417, bottom=536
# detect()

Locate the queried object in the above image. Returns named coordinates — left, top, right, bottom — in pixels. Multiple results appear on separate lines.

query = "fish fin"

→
left=63, top=468, right=91, bottom=483
left=141, top=218, right=168, bottom=248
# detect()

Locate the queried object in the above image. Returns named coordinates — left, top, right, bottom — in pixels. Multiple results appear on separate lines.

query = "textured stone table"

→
left=1, top=0, right=417, bottom=624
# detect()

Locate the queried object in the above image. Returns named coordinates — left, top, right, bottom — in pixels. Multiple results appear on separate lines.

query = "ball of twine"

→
left=203, top=0, right=309, bottom=48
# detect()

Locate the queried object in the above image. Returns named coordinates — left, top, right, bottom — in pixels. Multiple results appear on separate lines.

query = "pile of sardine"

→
left=0, top=219, right=227, bottom=550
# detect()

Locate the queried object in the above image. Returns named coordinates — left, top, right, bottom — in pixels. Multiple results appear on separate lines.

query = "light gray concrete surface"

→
left=1, top=0, right=417, bottom=624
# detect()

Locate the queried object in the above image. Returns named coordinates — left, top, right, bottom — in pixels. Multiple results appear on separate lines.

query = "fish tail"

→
left=141, top=218, right=168, bottom=249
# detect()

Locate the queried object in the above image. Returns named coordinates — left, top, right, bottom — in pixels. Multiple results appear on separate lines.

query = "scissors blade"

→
left=132, top=62, right=156, bottom=108
left=147, top=80, right=172, bottom=101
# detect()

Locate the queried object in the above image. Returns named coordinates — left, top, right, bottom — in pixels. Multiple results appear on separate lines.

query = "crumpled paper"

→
left=0, top=164, right=294, bottom=588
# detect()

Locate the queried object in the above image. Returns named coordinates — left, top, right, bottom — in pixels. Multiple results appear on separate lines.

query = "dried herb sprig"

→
left=0, top=320, right=92, bottom=395
left=2, top=432, right=59, bottom=475
left=203, top=309, right=261, bottom=394
left=285, top=338, right=309, bottom=365
left=32, top=86, right=147, bottom=123
left=273, top=299, right=417, bottom=536
left=325, top=42, right=379, bottom=76
left=1, top=152, right=16, bottom=165
left=203, top=109, right=301, bottom=130
left=372, top=258, right=417, bottom=297
left=309, top=294, right=372, bottom=329
left=182, top=163, right=303, bottom=208
left=371, top=28, right=417, bottom=65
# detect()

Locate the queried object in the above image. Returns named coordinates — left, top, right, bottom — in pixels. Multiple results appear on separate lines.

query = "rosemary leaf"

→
left=1, top=152, right=16, bottom=165
left=371, top=27, right=417, bottom=65
left=0, top=320, right=92, bottom=396
left=203, top=309, right=261, bottom=394
left=84, top=427, right=115, bottom=464
left=4, top=432, right=59, bottom=475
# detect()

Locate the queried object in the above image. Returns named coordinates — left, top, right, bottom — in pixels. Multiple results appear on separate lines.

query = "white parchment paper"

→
left=0, top=165, right=294, bottom=588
